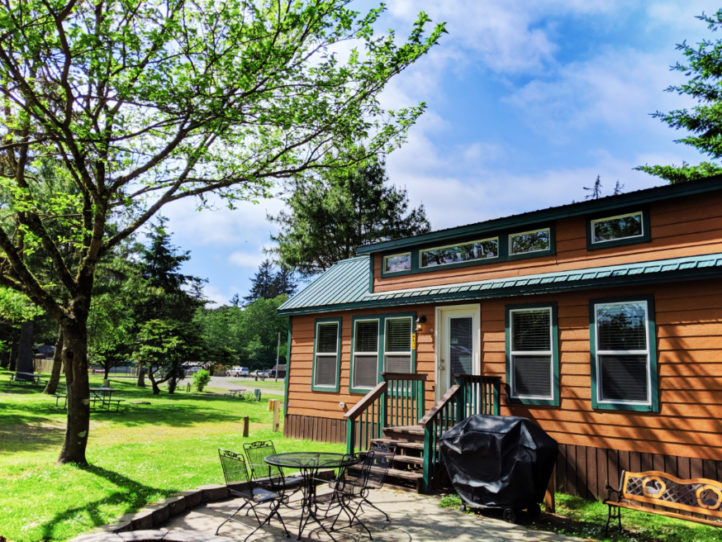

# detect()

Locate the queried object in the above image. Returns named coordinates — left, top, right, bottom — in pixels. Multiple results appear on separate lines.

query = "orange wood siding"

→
left=287, top=304, right=437, bottom=420
left=287, top=280, right=722, bottom=461
left=373, top=192, right=722, bottom=293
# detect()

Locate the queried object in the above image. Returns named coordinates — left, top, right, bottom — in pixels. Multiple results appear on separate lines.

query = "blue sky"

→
left=161, top=0, right=720, bottom=306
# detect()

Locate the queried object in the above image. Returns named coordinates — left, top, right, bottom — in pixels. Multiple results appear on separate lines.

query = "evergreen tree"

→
left=270, top=158, right=431, bottom=275
left=638, top=10, right=722, bottom=183
left=244, top=260, right=297, bottom=303
left=133, top=218, right=205, bottom=393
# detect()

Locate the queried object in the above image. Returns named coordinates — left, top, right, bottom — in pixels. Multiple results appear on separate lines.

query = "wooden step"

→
left=370, top=438, right=424, bottom=451
left=394, top=454, right=424, bottom=466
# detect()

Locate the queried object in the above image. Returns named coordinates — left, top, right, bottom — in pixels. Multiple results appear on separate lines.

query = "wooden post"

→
left=272, top=400, right=280, bottom=432
left=544, top=468, right=556, bottom=512
left=242, top=415, right=249, bottom=437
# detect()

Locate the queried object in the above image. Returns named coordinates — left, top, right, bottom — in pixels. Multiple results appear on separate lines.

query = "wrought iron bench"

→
left=605, top=470, right=722, bottom=531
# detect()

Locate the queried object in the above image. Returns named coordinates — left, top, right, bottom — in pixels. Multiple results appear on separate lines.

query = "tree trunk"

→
left=136, top=364, right=145, bottom=387
left=148, top=367, right=160, bottom=394
left=43, top=329, right=64, bottom=394
left=57, top=321, right=90, bottom=465
left=104, top=365, right=110, bottom=380
left=168, top=376, right=177, bottom=394
left=15, top=320, right=34, bottom=380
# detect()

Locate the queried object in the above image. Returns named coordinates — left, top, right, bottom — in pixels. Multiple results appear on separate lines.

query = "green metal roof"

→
left=356, top=174, right=722, bottom=255
left=278, top=252, right=722, bottom=315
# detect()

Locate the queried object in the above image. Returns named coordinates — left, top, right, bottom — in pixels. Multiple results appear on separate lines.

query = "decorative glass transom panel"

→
left=420, top=238, right=498, bottom=268
left=383, top=252, right=411, bottom=273
left=591, top=211, right=643, bottom=244
left=509, top=228, right=550, bottom=255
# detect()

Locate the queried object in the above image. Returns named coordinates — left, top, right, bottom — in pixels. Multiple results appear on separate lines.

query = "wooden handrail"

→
left=382, top=372, right=427, bottom=381
left=419, top=384, right=461, bottom=426
left=344, top=381, right=387, bottom=421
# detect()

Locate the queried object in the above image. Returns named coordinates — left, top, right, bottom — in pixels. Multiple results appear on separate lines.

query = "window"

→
left=506, top=304, right=558, bottom=405
left=312, top=319, right=341, bottom=391
left=509, top=227, right=551, bottom=256
left=588, top=211, right=649, bottom=249
left=420, top=238, right=498, bottom=268
left=384, top=317, right=413, bottom=373
left=352, top=319, right=379, bottom=390
left=383, top=252, right=411, bottom=273
left=591, top=298, right=657, bottom=411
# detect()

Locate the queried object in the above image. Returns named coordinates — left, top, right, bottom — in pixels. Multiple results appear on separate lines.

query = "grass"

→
left=227, top=378, right=286, bottom=391
left=0, top=369, right=342, bottom=542
left=438, top=492, right=722, bottom=541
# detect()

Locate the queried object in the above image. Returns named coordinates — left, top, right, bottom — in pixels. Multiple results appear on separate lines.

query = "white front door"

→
left=436, top=304, right=481, bottom=400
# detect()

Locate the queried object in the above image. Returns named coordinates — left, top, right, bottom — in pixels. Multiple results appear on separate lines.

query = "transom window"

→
left=591, top=211, right=644, bottom=245
left=506, top=304, right=558, bottom=405
left=313, top=320, right=340, bottom=391
left=420, top=238, right=498, bottom=268
left=509, top=228, right=551, bottom=256
left=383, top=252, right=411, bottom=273
left=591, top=299, right=657, bottom=411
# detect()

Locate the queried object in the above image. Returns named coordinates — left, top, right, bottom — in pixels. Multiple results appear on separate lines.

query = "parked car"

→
left=226, top=366, right=249, bottom=377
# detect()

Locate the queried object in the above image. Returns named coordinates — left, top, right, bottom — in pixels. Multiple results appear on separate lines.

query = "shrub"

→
left=192, top=369, right=211, bottom=391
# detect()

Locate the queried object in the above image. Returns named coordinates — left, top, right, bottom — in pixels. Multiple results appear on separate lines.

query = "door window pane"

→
left=449, top=317, right=473, bottom=376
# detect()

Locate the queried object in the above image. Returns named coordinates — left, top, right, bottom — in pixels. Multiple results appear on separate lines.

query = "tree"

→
left=133, top=219, right=204, bottom=389
left=0, top=0, right=442, bottom=464
left=638, top=10, right=722, bottom=183
left=270, top=157, right=431, bottom=275
left=243, top=260, right=296, bottom=303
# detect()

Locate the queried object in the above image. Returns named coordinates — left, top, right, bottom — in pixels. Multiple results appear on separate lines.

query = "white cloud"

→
left=228, top=251, right=268, bottom=269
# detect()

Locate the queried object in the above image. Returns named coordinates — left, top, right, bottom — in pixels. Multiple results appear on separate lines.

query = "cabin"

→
left=278, top=176, right=722, bottom=497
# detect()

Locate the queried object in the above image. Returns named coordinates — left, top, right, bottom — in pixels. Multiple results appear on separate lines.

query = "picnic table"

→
left=225, top=387, right=262, bottom=401
left=10, top=372, right=44, bottom=385
left=89, top=387, right=124, bottom=411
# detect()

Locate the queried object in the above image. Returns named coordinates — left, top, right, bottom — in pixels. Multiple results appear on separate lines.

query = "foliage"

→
left=134, top=319, right=202, bottom=394
left=0, top=0, right=443, bottom=463
left=583, top=176, right=624, bottom=200
left=638, top=10, right=722, bottom=183
left=191, top=369, right=211, bottom=392
left=194, top=295, right=289, bottom=370
left=0, top=288, right=43, bottom=323
left=243, top=259, right=296, bottom=304
left=270, top=157, right=431, bottom=275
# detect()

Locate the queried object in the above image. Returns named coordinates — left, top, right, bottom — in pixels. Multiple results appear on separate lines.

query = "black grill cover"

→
left=440, top=415, right=558, bottom=509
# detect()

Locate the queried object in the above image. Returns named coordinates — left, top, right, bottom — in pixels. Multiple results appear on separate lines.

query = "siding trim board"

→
left=279, top=252, right=722, bottom=316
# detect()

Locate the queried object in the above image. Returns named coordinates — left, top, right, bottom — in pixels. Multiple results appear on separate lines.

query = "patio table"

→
left=265, top=451, right=360, bottom=541
left=89, top=387, right=121, bottom=410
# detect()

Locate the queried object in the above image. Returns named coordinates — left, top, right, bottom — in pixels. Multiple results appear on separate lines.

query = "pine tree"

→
left=638, top=10, right=722, bottom=183
left=270, top=158, right=431, bottom=275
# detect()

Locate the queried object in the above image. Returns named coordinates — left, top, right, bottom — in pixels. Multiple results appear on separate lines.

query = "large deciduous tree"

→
left=270, top=157, right=431, bottom=275
left=638, top=10, right=722, bottom=183
left=0, top=0, right=443, bottom=464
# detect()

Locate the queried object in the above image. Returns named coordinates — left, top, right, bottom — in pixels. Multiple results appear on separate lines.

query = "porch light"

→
left=416, top=315, right=427, bottom=332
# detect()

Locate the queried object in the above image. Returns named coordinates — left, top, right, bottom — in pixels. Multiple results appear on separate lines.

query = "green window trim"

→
left=379, top=225, right=555, bottom=278
left=505, top=302, right=560, bottom=406
left=586, top=209, right=651, bottom=250
left=311, top=318, right=342, bottom=392
left=589, top=295, right=658, bottom=412
left=349, top=312, right=416, bottom=394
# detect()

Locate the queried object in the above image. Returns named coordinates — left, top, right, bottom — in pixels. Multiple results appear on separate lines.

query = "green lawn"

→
left=0, top=370, right=342, bottom=542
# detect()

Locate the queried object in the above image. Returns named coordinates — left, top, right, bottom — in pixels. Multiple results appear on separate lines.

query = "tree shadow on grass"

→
left=40, top=464, right=178, bottom=541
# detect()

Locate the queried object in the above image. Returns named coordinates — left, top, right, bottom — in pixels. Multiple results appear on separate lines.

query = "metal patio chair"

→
left=216, top=448, right=289, bottom=541
left=329, top=442, right=396, bottom=537
left=243, top=440, right=304, bottom=503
